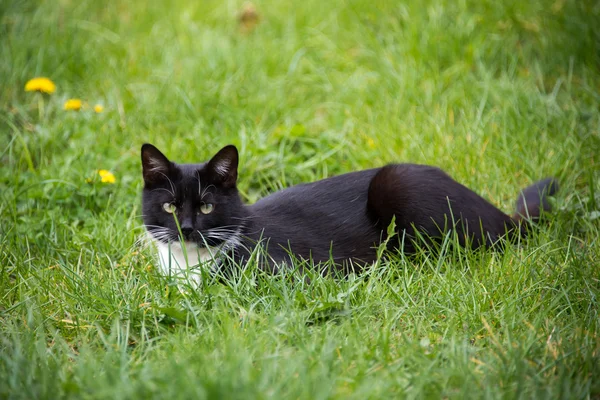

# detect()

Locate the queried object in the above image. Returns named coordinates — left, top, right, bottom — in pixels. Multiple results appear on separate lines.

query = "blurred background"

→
left=1, top=1, right=599, bottom=397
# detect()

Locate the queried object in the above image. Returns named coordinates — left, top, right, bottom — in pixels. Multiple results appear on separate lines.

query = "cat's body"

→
left=244, top=169, right=381, bottom=268
left=141, top=144, right=558, bottom=279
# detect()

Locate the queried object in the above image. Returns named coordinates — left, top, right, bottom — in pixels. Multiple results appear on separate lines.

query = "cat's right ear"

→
left=141, top=144, right=171, bottom=186
left=206, top=145, right=239, bottom=188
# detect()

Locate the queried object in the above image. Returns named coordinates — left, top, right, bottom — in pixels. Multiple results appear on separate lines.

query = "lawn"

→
left=1, top=0, right=599, bottom=398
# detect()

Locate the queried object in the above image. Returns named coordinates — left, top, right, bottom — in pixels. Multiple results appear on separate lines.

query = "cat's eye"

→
left=162, top=203, right=176, bottom=214
left=199, top=203, right=214, bottom=215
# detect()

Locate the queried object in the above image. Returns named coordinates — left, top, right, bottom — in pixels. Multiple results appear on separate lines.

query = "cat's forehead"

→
left=174, top=164, right=203, bottom=190
left=175, top=162, right=207, bottom=184
left=172, top=162, right=217, bottom=199
left=178, top=162, right=207, bottom=175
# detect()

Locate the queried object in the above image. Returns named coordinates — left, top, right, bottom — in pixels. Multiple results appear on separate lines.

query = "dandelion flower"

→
left=239, top=2, right=260, bottom=33
left=94, top=104, right=104, bottom=113
left=64, top=99, right=82, bottom=111
left=25, top=77, right=56, bottom=94
left=98, top=169, right=116, bottom=184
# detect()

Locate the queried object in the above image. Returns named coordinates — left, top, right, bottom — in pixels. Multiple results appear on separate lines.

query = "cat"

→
left=141, top=143, right=558, bottom=280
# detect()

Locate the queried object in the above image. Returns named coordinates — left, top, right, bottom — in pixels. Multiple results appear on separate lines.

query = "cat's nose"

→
left=181, top=227, right=194, bottom=238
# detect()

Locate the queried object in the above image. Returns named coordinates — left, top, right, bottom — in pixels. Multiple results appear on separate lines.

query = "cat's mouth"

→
left=148, top=228, right=227, bottom=248
left=188, top=234, right=226, bottom=248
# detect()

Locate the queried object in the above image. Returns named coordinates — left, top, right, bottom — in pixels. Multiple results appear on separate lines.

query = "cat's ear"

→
left=206, top=145, right=238, bottom=188
left=141, top=143, right=172, bottom=186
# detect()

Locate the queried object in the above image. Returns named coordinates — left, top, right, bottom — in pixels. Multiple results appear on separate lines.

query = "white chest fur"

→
left=156, top=241, right=219, bottom=283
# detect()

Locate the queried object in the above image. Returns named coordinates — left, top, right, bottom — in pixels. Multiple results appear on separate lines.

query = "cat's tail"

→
left=512, top=178, right=559, bottom=223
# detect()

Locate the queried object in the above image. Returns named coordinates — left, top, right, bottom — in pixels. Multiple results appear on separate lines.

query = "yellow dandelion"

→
left=25, top=77, right=56, bottom=94
left=94, top=104, right=104, bottom=113
left=239, top=2, right=260, bottom=33
left=64, top=99, right=82, bottom=111
left=98, top=169, right=116, bottom=184
left=367, top=137, right=376, bottom=149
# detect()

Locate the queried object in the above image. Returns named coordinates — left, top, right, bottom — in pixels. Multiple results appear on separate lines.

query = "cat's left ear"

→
left=141, top=143, right=172, bottom=186
left=206, top=145, right=238, bottom=188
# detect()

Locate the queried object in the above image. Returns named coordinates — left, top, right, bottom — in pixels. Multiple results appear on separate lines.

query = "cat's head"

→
left=141, top=143, right=246, bottom=248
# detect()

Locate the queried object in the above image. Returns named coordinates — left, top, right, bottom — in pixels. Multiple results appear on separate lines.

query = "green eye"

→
left=162, top=203, right=176, bottom=213
left=200, top=203, right=214, bottom=215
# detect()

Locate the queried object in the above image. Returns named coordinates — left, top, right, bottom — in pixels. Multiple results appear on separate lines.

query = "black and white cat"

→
left=141, top=144, right=557, bottom=280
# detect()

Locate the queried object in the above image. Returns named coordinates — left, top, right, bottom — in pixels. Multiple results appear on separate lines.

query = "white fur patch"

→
left=213, top=160, right=230, bottom=177
left=156, top=241, right=219, bottom=285
left=147, top=157, right=167, bottom=173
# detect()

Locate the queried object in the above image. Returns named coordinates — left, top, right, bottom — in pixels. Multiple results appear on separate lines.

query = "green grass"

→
left=1, top=0, right=599, bottom=398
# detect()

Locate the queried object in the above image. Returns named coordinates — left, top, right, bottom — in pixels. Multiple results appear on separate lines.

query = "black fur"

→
left=141, top=144, right=558, bottom=273
left=141, top=144, right=247, bottom=248
left=514, top=177, right=559, bottom=221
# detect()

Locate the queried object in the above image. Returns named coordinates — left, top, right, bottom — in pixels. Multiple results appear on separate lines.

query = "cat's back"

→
left=250, top=168, right=380, bottom=211
left=244, top=168, right=382, bottom=264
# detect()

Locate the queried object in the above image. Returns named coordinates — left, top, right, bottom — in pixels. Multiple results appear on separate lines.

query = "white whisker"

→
left=149, top=188, right=175, bottom=197
left=155, top=171, right=176, bottom=196
left=201, top=184, right=216, bottom=200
